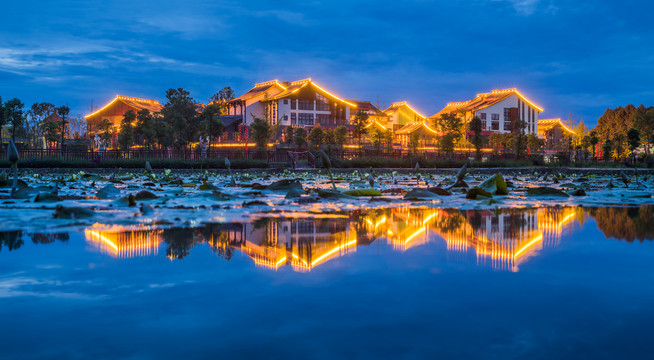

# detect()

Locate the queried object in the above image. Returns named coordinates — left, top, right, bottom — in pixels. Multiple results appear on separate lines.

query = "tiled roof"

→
left=430, top=88, right=543, bottom=119
left=538, top=118, right=574, bottom=135
left=228, top=80, right=287, bottom=103
left=265, top=79, right=357, bottom=107
left=383, top=102, right=426, bottom=119
left=348, top=100, right=387, bottom=116
left=85, top=96, right=163, bottom=119
left=395, top=121, right=439, bottom=135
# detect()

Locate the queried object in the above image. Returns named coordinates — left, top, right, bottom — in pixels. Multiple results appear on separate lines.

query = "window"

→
left=503, top=108, right=511, bottom=122
left=298, top=99, right=313, bottom=111
left=482, top=121, right=487, bottom=130
left=316, top=114, right=330, bottom=125
left=298, top=113, right=314, bottom=126
left=283, top=99, right=288, bottom=105
left=316, top=94, right=329, bottom=111
left=479, top=113, right=486, bottom=120
left=491, top=113, right=500, bottom=120
left=290, top=113, right=296, bottom=125
left=503, top=122, right=512, bottom=131
left=491, top=121, right=499, bottom=130
left=291, top=99, right=296, bottom=110
left=283, top=115, right=288, bottom=122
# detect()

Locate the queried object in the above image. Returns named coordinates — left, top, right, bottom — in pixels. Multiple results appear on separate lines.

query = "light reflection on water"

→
left=26, top=205, right=650, bottom=272
left=1, top=206, right=654, bottom=359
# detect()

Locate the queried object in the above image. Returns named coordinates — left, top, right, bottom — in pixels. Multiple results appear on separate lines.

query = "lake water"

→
left=1, top=206, right=653, bottom=359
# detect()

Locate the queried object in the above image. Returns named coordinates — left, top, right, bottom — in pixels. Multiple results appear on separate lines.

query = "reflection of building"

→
left=83, top=207, right=582, bottom=272
left=85, top=226, right=163, bottom=258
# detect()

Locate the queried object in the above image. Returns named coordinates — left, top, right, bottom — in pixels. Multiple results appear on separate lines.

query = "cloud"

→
left=491, top=0, right=541, bottom=15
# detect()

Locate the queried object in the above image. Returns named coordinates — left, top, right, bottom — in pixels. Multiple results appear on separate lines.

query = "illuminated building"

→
left=84, top=96, right=163, bottom=135
left=537, top=118, right=575, bottom=150
left=383, top=102, right=427, bottom=131
left=227, top=79, right=356, bottom=129
left=394, top=121, right=440, bottom=147
left=429, top=88, right=543, bottom=135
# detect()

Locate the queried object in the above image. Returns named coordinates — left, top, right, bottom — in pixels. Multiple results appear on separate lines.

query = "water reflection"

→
left=2, top=206, right=653, bottom=272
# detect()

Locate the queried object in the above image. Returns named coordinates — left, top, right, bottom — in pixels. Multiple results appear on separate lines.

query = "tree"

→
left=383, top=129, right=393, bottom=151
left=250, top=116, right=271, bottom=149
left=42, top=121, right=60, bottom=145
left=198, top=104, right=224, bottom=147
left=334, top=126, right=348, bottom=147
left=352, top=111, right=369, bottom=149
left=322, top=129, right=336, bottom=145
left=438, top=133, right=455, bottom=155
left=308, top=126, right=325, bottom=149
left=0, top=96, right=4, bottom=129
left=469, top=116, right=484, bottom=160
left=602, top=139, right=613, bottom=161
left=489, top=133, right=503, bottom=154
left=135, top=110, right=157, bottom=149
left=26, top=102, right=56, bottom=146
left=594, top=104, right=650, bottom=144
left=573, top=119, right=588, bottom=147
left=612, top=133, right=626, bottom=159
left=627, top=128, right=640, bottom=153
left=526, top=133, right=544, bottom=153
left=409, top=132, right=420, bottom=154
left=512, top=118, right=527, bottom=159
left=209, top=87, right=235, bottom=110
left=293, top=127, right=307, bottom=147
left=56, top=105, right=70, bottom=149
left=4, top=98, right=25, bottom=141
left=284, top=126, right=295, bottom=144
left=590, top=135, right=599, bottom=159
left=117, top=110, right=135, bottom=150
left=633, top=108, right=654, bottom=154
left=162, top=88, right=198, bottom=148
left=434, top=113, right=464, bottom=146
left=370, top=128, right=384, bottom=150
left=97, top=119, right=114, bottom=145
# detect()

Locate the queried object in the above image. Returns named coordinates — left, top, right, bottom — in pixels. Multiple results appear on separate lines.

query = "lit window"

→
left=479, top=113, right=486, bottom=120
left=492, top=114, right=500, bottom=120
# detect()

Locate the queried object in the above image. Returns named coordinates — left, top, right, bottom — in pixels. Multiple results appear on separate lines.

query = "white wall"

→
left=474, top=94, right=539, bottom=135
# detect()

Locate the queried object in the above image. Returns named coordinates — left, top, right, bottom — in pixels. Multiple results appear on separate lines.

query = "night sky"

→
left=1, top=0, right=652, bottom=126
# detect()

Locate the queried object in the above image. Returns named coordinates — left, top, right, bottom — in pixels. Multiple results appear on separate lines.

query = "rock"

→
left=96, top=184, right=120, bottom=199
left=568, top=189, right=587, bottom=196
left=134, top=190, right=160, bottom=200
left=427, top=187, right=451, bottom=196
left=34, top=193, right=63, bottom=203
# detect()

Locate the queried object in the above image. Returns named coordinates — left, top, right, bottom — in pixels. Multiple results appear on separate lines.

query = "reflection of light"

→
left=311, top=239, right=357, bottom=266
left=513, top=234, right=544, bottom=259
left=275, top=256, right=287, bottom=267
left=86, top=230, right=118, bottom=252
left=422, top=212, right=437, bottom=226
left=405, top=227, right=426, bottom=246
left=375, top=216, right=387, bottom=229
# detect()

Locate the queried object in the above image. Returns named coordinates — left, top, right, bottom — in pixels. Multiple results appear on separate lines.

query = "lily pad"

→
left=96, top=184, right=120, bottom=199
left=53, top=205, right=94, bottom=219
left=343, top=188, right=382, bottom=197
left=34, top=193, right=63, bottom=203
left=265, top=179, right=303, bottom=192
left=478, top=173, right=508, bottom=195
left=526, top=187, right=570, bottom=197
left=404, top=189, right=441, bottom=201
left=466, top=187, right=493, bottom=200
left=134, top=190, right=160, bottom=200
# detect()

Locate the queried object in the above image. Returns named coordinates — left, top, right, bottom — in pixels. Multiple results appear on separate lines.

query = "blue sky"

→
left=1, top=0, right=652, bottom=126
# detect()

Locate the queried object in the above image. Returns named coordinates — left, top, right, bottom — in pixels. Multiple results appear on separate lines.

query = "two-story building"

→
left=429, top=88, right=543, bottom=135
left=85, top=95, right=163, bottom=134
left=227, top=78, right=356, bottom=129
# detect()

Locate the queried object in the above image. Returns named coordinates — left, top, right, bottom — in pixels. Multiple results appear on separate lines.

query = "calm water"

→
left=1, top=206, right=653, bottom=359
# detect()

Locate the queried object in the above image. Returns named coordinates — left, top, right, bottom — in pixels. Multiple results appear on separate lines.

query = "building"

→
left=228, top=78, right=356, bottom=129
left=430, top=88, right=543, bottom=135
left=537, top=118, right=574, bottom=149
left=85, top=96, right=163, bottom=134
left=383, top=102, right=427, bottom=131
left=394, top=121, right=440, bottom=147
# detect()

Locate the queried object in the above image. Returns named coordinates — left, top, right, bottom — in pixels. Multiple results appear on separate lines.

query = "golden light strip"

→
left=311, top=239, right=357, bottom=267
left=85, top=230, right=119, bottom=253
left=404, top=227, right=426, bottom=246
left=513, top=234, right=544, bottom=259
